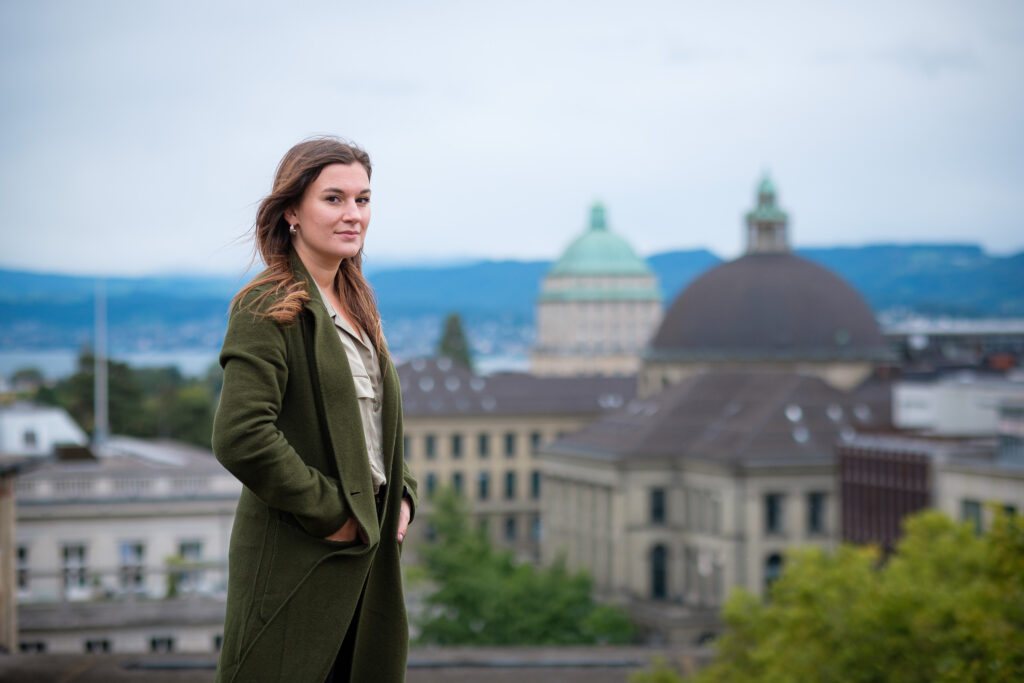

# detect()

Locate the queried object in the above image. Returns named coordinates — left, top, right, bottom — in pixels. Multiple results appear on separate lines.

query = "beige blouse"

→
left=314, top=284, right=387, bottom=493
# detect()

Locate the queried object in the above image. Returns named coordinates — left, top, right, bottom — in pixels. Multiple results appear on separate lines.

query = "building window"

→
left=530, top=470, right=541, bottom=500
left=962, top=499, right=982, bottom=535
left=16, top=545, right=29, bottom=591
left=451, top=433, right=463, bottom=459
left=765, top=553, right=784, bottom=591
left=478, top=472, right=490, bottom=501
left=61, top=543, right=88, bottom=593
left=531, top=515, right=542, bottom=543
left=23, top=429, right=37, bottom=448
left=650, top=488, right=666, bottom=525
left=425, top=472, right=437, bottom=497
left=530, top=431, right=542, bottom=454
left=504, top=432, right=516, bottom=458
left=765, top=493, right=785, bottom=535
left=684, top=546, right=697, bottom=597
left=85, top=639, right=111, bottom=653
left=452, top=471, right=464, bottom=494
left=807, top=492, right=827, bottom=534
left=711, top=496, right=722, bottom=535
left=478, top=433, right=490, bottom=458
left=120, top=541, right=146, bottom=591
left=505, top=516, right=517, bottom=541
left=176, top=540, right=202, bottom=593
left=504, top=471, right=516, bottom=500
left=213, top=634, right=223, bottom=651
left=19, top=642, right=46, bottom=653
left=651, top=544, right=668, bottom=600
left=403, top=436, right=410, bottom=459
left=696, top=490, right=708, bottom=532
left=149, top=637, right=174, bottom=653
left=424, top=434, right=436, bottom=459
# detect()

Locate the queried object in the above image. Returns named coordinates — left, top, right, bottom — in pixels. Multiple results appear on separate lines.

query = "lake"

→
left=0, top=349, right=220, bottom=380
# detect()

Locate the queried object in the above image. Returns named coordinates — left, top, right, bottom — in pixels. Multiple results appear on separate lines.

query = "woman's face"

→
left=285, top=162, right=371, bottom=268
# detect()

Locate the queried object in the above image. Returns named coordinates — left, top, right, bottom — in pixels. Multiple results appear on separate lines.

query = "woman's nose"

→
left=341, top=199, right=361, bottom=221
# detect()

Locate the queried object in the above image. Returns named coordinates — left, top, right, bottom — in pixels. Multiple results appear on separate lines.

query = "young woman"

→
left=213, top=137, right=417, bottom=682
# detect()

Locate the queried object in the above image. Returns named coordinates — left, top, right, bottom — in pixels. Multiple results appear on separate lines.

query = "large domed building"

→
left=640, top=176, right=891, bottom=396
left=537, top=176, right=894, bottom=638
left=531, top=203, right=663, bottom=376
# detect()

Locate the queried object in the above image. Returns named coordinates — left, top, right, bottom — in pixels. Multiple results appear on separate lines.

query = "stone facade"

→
left=398, top=357, right=635, bottom=561
left=12, top=436, right=239, bottom=654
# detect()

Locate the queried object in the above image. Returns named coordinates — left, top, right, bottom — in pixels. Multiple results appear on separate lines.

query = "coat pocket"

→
left=257, top=511, right=371, bottom=623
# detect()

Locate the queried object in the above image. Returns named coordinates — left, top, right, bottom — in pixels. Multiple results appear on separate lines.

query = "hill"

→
left=0, top=244, right=1021, bottom=361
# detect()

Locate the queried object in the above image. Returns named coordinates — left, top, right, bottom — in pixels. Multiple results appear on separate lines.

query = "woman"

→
left=212, top=137, right=417, bottom=683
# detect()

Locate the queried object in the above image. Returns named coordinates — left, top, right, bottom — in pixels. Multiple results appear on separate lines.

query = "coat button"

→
left=373, top=399, right=381, bottom=411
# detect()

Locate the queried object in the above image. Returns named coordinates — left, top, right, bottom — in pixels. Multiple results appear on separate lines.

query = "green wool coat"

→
left=212, top=254, right=418, bottom=683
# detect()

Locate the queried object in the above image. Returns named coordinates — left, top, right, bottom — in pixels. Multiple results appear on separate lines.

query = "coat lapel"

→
left=289, top=252, right=379, bottom=544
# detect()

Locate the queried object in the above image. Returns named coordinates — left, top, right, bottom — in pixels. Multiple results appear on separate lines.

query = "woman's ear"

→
left=284, top=205, right=298, bottom=226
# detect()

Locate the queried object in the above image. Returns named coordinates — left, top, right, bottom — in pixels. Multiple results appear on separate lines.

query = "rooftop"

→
left=544, top=369, right=891, bottom=466
left=398, top=357, right=636, bottom=417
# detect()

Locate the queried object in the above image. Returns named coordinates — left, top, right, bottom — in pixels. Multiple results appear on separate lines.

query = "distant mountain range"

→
left=1, top=243, right=1022, bottom=357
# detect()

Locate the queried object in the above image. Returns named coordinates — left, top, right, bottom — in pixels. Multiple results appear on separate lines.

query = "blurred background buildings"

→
left=2, top=175, right=1021, bottom=659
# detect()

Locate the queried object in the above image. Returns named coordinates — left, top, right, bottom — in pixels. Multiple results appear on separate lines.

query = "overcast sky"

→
left=1, top=0, right=1022, bottom=276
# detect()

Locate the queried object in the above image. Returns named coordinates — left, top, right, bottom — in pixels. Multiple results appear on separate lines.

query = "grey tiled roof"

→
left=398, top=357, right=636, bottom=417
left=544, top=369, right=891, bottom=465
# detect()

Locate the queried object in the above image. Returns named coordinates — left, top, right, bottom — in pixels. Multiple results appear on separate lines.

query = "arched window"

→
left=651, top=544, right=668, bottom=600
left=764, top=553, right=784, bottom=591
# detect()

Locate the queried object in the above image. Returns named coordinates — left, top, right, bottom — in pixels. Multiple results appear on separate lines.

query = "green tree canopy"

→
left=633, top=509, right=1024, bottom=683
left=416, top=488, right=634, bottom=646
left=41, top=348, right=216, bottom=447
left=10, top=366, right=45, bottom=387
left=437, top=312, right=473, bottom=371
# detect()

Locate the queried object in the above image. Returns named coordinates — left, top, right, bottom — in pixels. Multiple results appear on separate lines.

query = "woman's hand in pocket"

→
left=324, top=515, right=368, bottom=544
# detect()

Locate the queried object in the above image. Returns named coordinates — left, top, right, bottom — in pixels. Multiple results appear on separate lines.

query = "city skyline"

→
left=2, top=1, right=1023, bottom=276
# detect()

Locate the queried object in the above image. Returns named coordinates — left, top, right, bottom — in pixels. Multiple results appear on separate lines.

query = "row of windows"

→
left=17, top=540, right=204, bottom=593
left=765, top=492, right=828, bottom=535
left=648, top=487, right=725, bottom=534
left=405, top=431, right=550, bottom=460
left=646, top=489, right=829, bottom=536
left=648, top=545, right=784, bottom=601
left=422, top=470, right=542, bottom=501
left=20, top=634, right=222, bottom=655
left=649, top=544, right=725, bottom=603
left=428, top=514, right=542, bottom=544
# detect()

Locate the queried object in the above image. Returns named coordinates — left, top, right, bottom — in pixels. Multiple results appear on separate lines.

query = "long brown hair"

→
left=232, top=136, right=386, bottom=352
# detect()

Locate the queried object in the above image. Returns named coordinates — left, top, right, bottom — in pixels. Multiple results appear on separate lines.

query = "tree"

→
left=437, top=312, right=473, bottom=371
left=632, top=509, right=1024, bottom=683
left=41, top=348, right=217, bottom=447
left=416, top=488, right=634, bottom=645
left=10, top=366, right=44, bottom=388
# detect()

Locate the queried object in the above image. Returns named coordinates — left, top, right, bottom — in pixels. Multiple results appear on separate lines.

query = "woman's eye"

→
left=357, top=197, right=370, bottom=205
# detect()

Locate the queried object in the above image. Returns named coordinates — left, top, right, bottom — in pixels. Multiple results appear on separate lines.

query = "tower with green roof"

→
left=745, top=173, right=790, bottom=254
left=531, top=203, right=663, bottom=376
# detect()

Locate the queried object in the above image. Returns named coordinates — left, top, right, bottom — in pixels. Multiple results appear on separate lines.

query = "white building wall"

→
left=893, top=377, right=1024, bottom=435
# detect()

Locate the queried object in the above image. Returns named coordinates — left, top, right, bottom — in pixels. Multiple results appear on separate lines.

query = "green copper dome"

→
left=548, top=202, right=654, bottom=277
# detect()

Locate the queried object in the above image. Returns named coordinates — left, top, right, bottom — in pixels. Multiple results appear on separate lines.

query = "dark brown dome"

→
left=648, top=253, right=888, bottom=361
